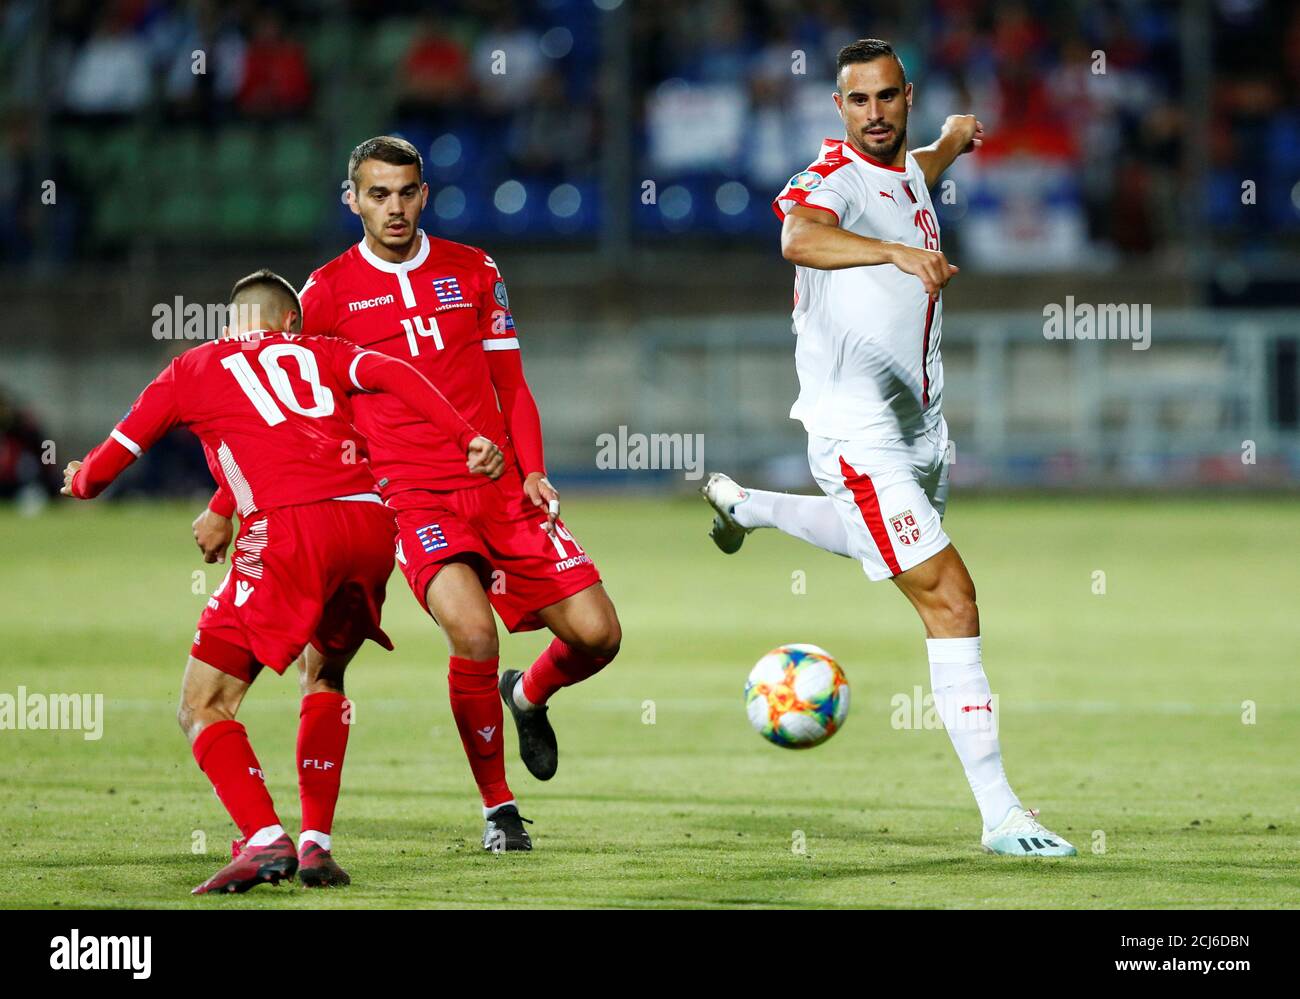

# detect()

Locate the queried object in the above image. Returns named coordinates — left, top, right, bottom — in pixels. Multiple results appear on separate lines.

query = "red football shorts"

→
left=388, top=468, right=601, bottom=633
left=190, top=498, right=396, bottom=682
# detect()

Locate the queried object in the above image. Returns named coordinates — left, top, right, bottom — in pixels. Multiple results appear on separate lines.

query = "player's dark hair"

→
left=229, top=268, right=302, bottom=333
left=347, top=135, right=424, bottom=192
left=836, top=38, right=907, bottom=84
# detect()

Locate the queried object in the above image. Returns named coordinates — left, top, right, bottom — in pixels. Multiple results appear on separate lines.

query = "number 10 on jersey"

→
left=402, top=316, right=444, bottom=357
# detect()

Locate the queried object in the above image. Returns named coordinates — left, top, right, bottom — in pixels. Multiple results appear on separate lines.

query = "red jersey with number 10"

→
left=72, top=332, right=476, bottom=516
left=299, top=230, right=519, bottom=496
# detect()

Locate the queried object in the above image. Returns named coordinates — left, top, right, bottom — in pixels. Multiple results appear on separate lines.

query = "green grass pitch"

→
left=0, top=494, right=1296, bottom=909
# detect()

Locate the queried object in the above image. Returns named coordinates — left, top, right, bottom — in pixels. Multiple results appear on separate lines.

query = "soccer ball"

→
left=744, top=644, right=850, bottom=748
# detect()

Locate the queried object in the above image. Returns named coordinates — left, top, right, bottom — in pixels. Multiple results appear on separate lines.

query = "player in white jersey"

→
left=703, top=38, right=1076, bottom=857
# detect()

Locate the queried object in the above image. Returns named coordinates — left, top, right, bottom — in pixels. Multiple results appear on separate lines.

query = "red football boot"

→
left=192, top=834, right=298, bottom=895
left=297, top=841, right=351, bottom=887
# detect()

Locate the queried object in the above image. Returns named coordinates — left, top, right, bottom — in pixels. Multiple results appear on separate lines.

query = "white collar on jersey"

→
left=357, top=228, right=430, bottom=274
left=223, top=329, right=292, bottom=342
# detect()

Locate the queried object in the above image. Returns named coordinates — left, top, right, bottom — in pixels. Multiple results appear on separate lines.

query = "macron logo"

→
left=50, top=930, right=151, bottom=979
left=348, top=294, right=395, bottom=312
left=476, top=725, right=496, bottom=743
left=234, top=581, right=254, bottom=607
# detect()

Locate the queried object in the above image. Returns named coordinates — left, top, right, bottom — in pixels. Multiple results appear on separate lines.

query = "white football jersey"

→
left=773, top=138, right=944, bottom=441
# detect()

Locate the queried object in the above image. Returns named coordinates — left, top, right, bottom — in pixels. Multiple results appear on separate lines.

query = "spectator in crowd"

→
left=0, top=109, right=79, bottom=264
left=62, top=6, right=152, bottom=118
left=0, top=0, right=1289, bottom=253
left=0, top=386, right=58, bottom=500
left=157, top=0, right=248, bottom=122
left=236, top=9, right=311, bottom=119
left=394, top=13, right=473, bottom=126
left=507, top=69, right=591, bottom=179
left=0, top=112, right=36, bottom=260
left=692, top=1, right=751, bottom=84
left=472, top=7, right=544, bottom=117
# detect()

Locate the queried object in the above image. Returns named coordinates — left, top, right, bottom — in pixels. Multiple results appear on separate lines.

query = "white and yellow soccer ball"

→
left=744, top=644, right=850, bottom=748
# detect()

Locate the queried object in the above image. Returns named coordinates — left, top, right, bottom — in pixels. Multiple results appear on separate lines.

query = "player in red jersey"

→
left=193, top=137, right=622, bottom=851
left=63, top=270, right=504, bottom=893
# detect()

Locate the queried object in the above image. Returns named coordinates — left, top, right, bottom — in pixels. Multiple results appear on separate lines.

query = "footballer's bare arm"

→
left=912, top=114, right=983, bottom=189
left=780, top=205, right=958, bottom=296
left=192, top=507, right=233, bottom=564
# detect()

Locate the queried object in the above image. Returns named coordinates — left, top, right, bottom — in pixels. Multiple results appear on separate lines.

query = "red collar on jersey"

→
left=830, top=137, right=908, bottom=173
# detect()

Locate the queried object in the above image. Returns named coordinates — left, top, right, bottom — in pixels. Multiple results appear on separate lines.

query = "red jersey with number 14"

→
left=299, top=230, right=519, bottom=496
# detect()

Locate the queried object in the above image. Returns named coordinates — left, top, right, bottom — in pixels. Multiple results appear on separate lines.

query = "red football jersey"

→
left=299, top=230, right=520, bottom=495
left=72, top=332, right=477, bottom=515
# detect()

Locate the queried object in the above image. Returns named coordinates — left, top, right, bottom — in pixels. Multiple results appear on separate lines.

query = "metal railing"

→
left=5, top=310, right=1296, bottom=492
left=621, top=310, right=1298, bottom=487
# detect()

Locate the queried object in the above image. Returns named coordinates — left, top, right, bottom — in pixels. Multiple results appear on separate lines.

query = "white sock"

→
left=483, top=799, right=516, bottom=819
left=732, top=489, right=853, bottom=558
left=512, top=676, right=536, bottom=713
left=299, top=829, right=331, bottom=851
left=247, top=823, right=285, bottom=847
left=926, top=637, right=1021, bottom=830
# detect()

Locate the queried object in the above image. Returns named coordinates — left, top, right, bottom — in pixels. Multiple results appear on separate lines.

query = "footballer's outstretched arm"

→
left=190, top=342, right=505, bottom=564
left=781, top=205, right=959, bottom=296
left=342, top=346, right=505, bottom=479
left=63, top=363, right=183, bottom=499
left=486, top=345, right=559, bottom=532
left=911, top=114, right=983, bottom=189
left=486, top=346, right=545, bottom=477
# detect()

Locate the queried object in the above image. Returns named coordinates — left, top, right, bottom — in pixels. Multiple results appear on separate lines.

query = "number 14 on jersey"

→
left=402, top=316, right=444, bottom=357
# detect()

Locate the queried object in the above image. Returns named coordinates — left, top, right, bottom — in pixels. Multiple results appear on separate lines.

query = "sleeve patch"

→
left=493, top=280, right=509, bottom=309
left=788, top=171, right=823, bottom=192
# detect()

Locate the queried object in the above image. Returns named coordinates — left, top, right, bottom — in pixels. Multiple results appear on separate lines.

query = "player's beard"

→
left=369, top=215, right=419, bottom=255
left=858, top=121, right=907, bottom=163
left=383, top=228, right=417, bottom=254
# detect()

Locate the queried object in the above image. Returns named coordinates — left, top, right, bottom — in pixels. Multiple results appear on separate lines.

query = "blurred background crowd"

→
left=3, top=0, right=1298, bottom=254
left=1, top=0, right=1297, bottom=499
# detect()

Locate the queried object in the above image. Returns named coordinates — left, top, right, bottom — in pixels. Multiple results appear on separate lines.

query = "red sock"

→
left=191, top=719, right=280, bottom=840
left=448, top=656, right=512, bottom=808
left=521, top=638, right=614, bottom=706
left=297, top=691, right=350, bottom=836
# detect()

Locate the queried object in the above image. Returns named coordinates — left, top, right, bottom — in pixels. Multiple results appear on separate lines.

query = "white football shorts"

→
left=807, top=421, right=952, bottom=581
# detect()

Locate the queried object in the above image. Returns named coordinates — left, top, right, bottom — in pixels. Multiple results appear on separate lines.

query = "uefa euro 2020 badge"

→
left=789, top=171, right=822, bottom=192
